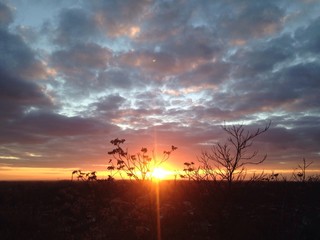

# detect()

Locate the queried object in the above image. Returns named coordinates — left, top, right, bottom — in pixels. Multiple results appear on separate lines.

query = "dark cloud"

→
left=53, top=7, right=98, bottom=46
left=230, top=61, right=320, bottom=114
left=0, top=69, right=50, bottom=107
left=295, top=16, right=320, bottom=53
left=282, top=62, right=320, bottom=90
left=86, top=0, right=151, bottom=37
left=178, top=61, right=231, bottom=88
left=211, top=61, right=320, bottom=116
left=0, top=2, right=13, bottom=28
left=0, top=110, right=117, bottom=144
left=92, top=94, right=127, bottom=120
left=162, top=26, right=222, bottom=61
left=14, top=25, right=39, bottom=44
left=137, top=0, right=193, bottom=42
left=0, top=72, right=53, bottom=143
left=0, top=128, right=50, bottom=145
left=97, top=69, right=134, bottom=89
left=17, top=111, right=112, bottom=137
left=231, top=34, right=294, bottom=77
left=50, top=43, right=113, bottom=95
left=117, top=50, right=178, bottom=77
left=217, top=0, right=285, bottom=43
left=95, top=94, right=126, bottom=112
left=0, top=29, right=48, bottom=80
left=134, top=91, right=167, bottom=110
left=90, top=91, right=169, bottom=129
left=279, top=62, right=320, bottom=111
left=258, top=121, right=320, bottom=161
left=51, top=43, right=112, bottom=73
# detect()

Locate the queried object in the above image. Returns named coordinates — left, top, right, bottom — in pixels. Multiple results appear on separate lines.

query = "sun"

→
left=152, top=167, right=169, bottom=180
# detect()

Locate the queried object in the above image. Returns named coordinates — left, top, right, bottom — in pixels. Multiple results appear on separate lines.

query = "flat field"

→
left=0, top=180, right=319, bottom=240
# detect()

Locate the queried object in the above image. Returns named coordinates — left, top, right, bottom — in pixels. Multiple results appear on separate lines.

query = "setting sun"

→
left=152, top=167, right=170, bottom=180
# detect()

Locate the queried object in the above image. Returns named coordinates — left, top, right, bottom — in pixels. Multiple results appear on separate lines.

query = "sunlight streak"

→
left=156, top=180, right=161, bottom=240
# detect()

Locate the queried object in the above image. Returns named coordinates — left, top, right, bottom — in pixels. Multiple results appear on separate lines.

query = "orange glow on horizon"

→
left=0, top=166, right=73, bottom=181
left=1, top=165, right=319, bottom=181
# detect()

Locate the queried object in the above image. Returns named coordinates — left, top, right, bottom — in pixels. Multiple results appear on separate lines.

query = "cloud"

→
left=92, top=94, right=127, bottom=120
left=178, top=61, right=231, bottom=88
left=231, top=34, right=294, bottom=77
left=258, top=121, right=320, bottom=161
left=217, top=0, right=285, bottom=42
left=0, top=29, right=49, bottom=80
left=295, top=16, right=320, bottom=53
left=278, top=62, right=320, bottom=111
left=117, top=50, right=178, bottom=77
left=16, top=111, right=113, bottom=137
left=50, top=42, right=113, bottom=97
left=86, top=0, right=151, bottom=38
left=0, top=69, right=52, bottom=123
left=0, top=2, right=13, bottom=28
left=162, top=26, right=222, bottom=61
left=210, top=61, right=320, bottom=117
left=0, top=17, right=56, bottom=125
left=53, top=7, right=98, bottom=46
left=14, top=25, right=39, bottom=44
left=136, top=0, right=194, bottom=42
left=0, top=109, right=119, bottom=161
left=51, top=43, right=112, bottom=75
left=97, top=69, right=134, bottom=89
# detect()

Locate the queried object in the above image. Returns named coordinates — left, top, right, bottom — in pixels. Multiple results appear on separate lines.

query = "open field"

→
left=0, top=180, right=319, bottom=240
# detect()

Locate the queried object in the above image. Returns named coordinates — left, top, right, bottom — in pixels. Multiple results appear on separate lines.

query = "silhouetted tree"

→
left=199, top=121, right=271, bottom=184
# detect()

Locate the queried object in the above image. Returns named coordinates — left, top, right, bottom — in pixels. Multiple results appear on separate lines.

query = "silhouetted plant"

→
left=292, top=158, right=313, bottom=182
left=180, top=162, right=195, bottom=181
left=71, top=170, right=79, bottom=181
left=199, top=121, right=271, bottom=184
left=180, top=161, right=211, bottom=181
left=253, top=171, right=279, bottom=182
left=71, top=170, right=97, bottom=181
left=307, top=174, right=320, bottom=182
left=269, top=171, right=279, bottom=181
left=107, top=138, right=177, bottom=181
left=86, top=171, right=97, bottom=181
left=249, top=171, right=268, bottom=182
left=197, top=156, right=217, bottom=181
left=106, top=159, right=121, bottom=181
left=71, top=170, right=84, bottom=181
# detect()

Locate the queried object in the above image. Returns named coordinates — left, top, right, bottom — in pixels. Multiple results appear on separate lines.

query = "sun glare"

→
left=152, top=167, right=169, bottom=180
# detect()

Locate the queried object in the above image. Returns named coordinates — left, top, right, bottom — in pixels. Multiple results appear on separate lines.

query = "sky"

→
left=0, top=0, right=320, bottom=180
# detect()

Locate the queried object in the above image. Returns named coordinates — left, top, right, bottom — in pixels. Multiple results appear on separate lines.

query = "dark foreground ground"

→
left=0, top=180, right=319, bottom=240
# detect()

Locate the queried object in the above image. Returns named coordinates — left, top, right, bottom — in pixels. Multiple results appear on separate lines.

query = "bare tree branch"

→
left=200, top=121, right=271, bottom=184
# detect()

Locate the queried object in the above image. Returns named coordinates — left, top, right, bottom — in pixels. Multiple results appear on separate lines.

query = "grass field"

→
left=0, top=180, right=319, bottom=240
